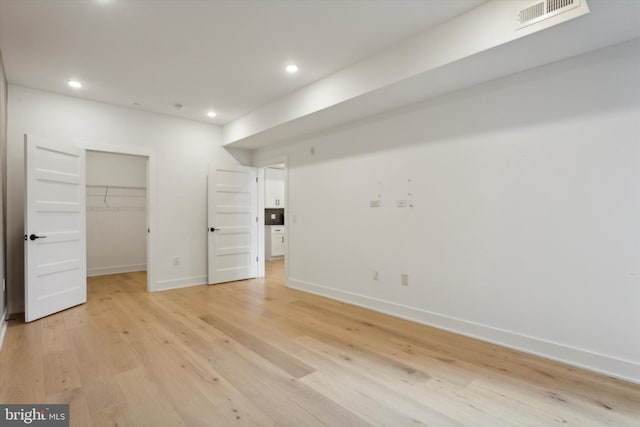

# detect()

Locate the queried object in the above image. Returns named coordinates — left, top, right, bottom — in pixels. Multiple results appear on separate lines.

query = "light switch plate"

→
left=271, top=214, right=276, bottom=219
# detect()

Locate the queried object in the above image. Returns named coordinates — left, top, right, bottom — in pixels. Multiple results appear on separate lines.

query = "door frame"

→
left=254, top=156, right=288, bottom=284
left=77, top=141, right=157, bottom=292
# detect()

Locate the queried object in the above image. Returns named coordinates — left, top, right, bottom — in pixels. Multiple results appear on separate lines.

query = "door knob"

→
left=29, top=234, right=47, bottom=241
left=209, top=227, right=218, bottom=232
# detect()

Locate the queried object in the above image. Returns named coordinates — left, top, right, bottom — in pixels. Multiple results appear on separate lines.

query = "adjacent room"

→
left=0, top=0, right=639, bottom=426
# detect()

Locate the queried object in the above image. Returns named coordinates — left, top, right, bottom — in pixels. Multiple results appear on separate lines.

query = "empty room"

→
left=0, top=0, right=639, bottom=426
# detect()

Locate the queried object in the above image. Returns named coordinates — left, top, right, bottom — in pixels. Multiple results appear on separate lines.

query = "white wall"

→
left=86, top=151, right=147, bottom=277
left=253, top=39, right=640, bottom=383
left=7, top=85, right=249, bottom=312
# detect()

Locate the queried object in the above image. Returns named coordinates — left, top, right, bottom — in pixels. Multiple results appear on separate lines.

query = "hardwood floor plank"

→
left=0, top=349, right=46, bottom=403
left=42, top=350, right=82, bottom=396
left=116, top=367, right=186, bottom=427
left=91, top=402, right=136, bottom=427
left=199, top=313, right=315, bottom=379
left=47, top=388, right=94, bottom=427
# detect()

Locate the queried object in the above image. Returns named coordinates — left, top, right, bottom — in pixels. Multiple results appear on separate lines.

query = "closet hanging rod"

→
left=86, top=184, right=146, bottom=190
left=86, top=194, right=145, bottom=198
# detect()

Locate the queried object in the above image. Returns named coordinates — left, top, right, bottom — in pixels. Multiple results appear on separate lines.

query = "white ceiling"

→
left=0, top=0, right=483, bottom=125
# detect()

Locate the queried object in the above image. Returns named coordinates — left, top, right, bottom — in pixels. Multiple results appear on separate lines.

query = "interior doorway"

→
left=85, top=151, right=148, bottom=282
left=258, top=160, right=287, bottom=282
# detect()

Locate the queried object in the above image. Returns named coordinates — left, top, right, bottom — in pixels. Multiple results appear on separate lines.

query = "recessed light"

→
left=206, top=111, right=217, bottom=118
left=285, top=64, right=299, bottom=74
left=67, top=80, right=83, bottom=89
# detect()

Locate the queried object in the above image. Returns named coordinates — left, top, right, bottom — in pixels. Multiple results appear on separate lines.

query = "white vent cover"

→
left=547, top=0, right=575, bottom=13
left=518, top=0, right=580, bottom=29
left=519, top=2, right=545, bottom=25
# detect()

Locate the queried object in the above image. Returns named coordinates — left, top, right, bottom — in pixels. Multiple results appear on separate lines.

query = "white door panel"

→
left=208, top=164, right=258, bottom=284
left=25, top=135, right=86, bottom=322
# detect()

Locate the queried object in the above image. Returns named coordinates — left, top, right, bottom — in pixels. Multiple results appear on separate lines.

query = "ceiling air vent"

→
left=519, top=2, right=545, bottom=25
left=548, top=0, right=575, bottom=14
left=518, top=0, right=581, bottom=30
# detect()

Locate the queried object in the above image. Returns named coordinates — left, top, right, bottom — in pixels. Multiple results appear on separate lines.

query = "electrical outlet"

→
left=401, top=273, right=409, bottom=286
left=373, top=271, right=379, bottom=281
left=370, top=200, right=381, bottom=208
left=173, top=257, right=180, bottom=266
left=397, top=200, right=407, bottom=208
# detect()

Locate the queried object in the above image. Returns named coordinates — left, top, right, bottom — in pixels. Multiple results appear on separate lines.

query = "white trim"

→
left=87, top=264, right=146, bottom=277
left=76, top=141, right=157, bottom=292
left=288, top=278, right=640, bottom=385
left=256, top=168, right=266, bottom=278
left=155, top=275, right=207, bottom=292
left=0, top=307, right=8, bottom=351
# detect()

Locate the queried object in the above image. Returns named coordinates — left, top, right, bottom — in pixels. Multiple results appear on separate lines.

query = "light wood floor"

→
left=1, top=261, right=639, bottom=426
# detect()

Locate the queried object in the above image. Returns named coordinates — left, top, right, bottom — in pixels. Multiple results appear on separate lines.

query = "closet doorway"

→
left=85, top=150, right=149, bottom=285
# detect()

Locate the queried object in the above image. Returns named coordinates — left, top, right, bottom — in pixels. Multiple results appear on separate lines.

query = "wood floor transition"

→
left=1, top=260, right=639, bottom=426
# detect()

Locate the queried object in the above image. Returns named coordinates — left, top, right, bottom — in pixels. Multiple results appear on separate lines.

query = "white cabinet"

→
left=265, top=167, right=285, bottom=208
left=267, top=225, right=285, bottom=259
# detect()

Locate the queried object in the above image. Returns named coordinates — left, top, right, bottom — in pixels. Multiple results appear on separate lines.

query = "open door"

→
left=208, top=164, right=258, bottom=284
left=25, top=135, right=86, bottom=322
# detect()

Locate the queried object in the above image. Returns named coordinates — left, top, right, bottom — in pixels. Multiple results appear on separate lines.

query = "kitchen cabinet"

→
left=265, top=167, right=285, bottom=208
left=267, top=225, right=285, bottom=259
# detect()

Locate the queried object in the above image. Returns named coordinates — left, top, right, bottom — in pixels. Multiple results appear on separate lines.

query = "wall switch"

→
left=373, top=271, right=379, bottom=281
left=401, top=273, right=409, bottom=286
left=271, top=213, right=276, bottom=219
left=173, top=257, right=180, bottom=266
left=370, top=200, right=381, bottom=208
left=397, top=200, right=407, bottom=208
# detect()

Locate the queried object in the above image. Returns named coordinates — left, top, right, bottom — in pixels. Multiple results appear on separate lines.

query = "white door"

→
left=208, top=164, right=258, bottom=284
left=25, top=135, right=86, bottom=322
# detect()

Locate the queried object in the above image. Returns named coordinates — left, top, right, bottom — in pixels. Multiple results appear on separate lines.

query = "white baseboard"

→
left=288, top=278, right=640, bottom=385
left=154, top=275, right=208, bottom=292
left=0, top=306, right=8, bottom=351
left=87, top=264, right=147, bottom=277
